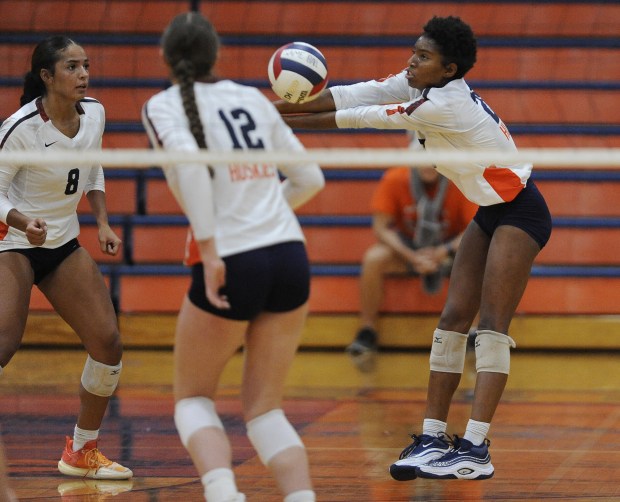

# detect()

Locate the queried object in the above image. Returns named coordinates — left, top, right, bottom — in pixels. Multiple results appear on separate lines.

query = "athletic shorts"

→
left=188, top=241, right=311, bottom=321
left=473, top=181, right=552, bottom=249
left=0, top=238, right=81, bottom=285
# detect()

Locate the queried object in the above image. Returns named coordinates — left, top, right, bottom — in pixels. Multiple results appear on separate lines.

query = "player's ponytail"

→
left=21, top=35, right=77, bottom=106
left=174, top=59, right=207, bottom=150
left=163, top=12, right=219, bottom=177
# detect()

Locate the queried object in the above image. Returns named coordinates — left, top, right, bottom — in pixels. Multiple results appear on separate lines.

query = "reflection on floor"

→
left=1, top=348, right=620, bottom=500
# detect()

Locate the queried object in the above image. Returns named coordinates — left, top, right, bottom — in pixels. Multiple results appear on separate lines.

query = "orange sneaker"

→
left=58, top=437, right=133, bottom=480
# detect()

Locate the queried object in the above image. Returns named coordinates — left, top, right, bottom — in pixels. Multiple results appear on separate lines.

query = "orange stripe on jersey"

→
left=0, top=222, right=7, bottom=240
left=483, top=166, right=525, bottom=202
left=184, top=229, right=201, bottom=266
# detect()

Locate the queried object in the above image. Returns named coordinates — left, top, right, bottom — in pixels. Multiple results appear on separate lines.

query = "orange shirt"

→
left=371, top=167, right=478, bottom=240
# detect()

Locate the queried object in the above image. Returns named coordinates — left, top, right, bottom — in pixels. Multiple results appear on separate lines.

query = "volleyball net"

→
left=1, top=147, right=619, bottom=169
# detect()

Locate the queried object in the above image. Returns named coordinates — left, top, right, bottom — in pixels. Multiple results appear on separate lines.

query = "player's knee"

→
left=474, top=329, right=516, bottom=374
left=429, top=329, right=469, bottom=373
left=87, top=329, right=123, bottom=365
left=246, top=409, right=304, bottom=466
left=80, top=355, right=122, bottom=397
left=174, top=396, right=224, bottom=448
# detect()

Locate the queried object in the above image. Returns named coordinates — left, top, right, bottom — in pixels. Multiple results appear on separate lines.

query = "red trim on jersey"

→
left=405, top=98, right=428, bottom=115
left=483, top=166, right=525, bottom=202
left=142, top=103, right=164, bottom=147
left=0, top=222, right=8, bottom=241
left=36, top=98, right=49, bottom=122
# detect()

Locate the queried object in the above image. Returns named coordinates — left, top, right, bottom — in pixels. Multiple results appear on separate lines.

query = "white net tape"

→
left=1, top=148, right=619, bottom=169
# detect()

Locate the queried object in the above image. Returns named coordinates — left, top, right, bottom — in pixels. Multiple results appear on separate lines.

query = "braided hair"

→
left=161, top=12, right=220, bottom=152
left=21, top=35, right=78, bottom=106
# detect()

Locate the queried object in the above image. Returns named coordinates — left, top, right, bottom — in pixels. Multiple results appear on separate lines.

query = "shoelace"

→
left=447, top=435, right=491, bottom=453
left=398, top=432, right=453, bottom=459
left=451, top=434, right=463, bottom=451
left=84, top=447, right=114, bottom=471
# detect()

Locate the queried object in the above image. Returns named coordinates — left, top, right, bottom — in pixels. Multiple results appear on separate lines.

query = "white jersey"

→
left=0, top=97, right=106, bottom=250
left=332, top=71, right=532, bottom=206
left=142, top=79, right=324, bottom=258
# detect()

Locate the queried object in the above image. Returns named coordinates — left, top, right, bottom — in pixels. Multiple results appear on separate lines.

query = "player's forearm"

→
left=274, top=89, right=336, bottom=114
left=283, top=111, right=338, bottom=130
left=85, top=189, right=111, bottom=228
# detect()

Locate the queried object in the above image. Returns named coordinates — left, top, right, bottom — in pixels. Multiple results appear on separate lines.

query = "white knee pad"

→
left=174, top=397, right=224, bottom=448
left=80, top=355, right=121, bottom=397
left=475, top=329, right=516, bottom=374
left=429, top=329, right=469, bottom=373
left=246, top=409, right=304, bottom=466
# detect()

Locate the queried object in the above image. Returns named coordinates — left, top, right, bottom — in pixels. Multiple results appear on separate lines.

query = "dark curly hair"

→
left=422, top=16, right=477, bottom=79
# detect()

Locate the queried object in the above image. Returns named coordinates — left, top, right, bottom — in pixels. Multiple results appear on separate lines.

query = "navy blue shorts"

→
left=473, top=181, right=552, bottom=249
left=0, top=238, right=81, bottom=284
left=188, top=241, right=311, bottom=321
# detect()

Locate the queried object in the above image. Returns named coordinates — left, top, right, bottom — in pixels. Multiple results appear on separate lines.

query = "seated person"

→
left=347, top=165, right=478, bottom=355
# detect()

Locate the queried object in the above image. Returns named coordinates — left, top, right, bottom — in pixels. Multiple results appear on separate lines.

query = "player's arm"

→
left=274, top=89, right=336, bottom=115
left=86, top=189, right=122, bottom=256
left=0, top=165, right=47, bottom=246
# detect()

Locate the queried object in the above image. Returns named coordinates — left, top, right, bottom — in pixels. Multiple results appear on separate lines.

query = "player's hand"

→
left=25, top=218, right=47, bottom=246
left=204, top=257, right=230, bottom=310
left=98, top=224, right=122, bottom=256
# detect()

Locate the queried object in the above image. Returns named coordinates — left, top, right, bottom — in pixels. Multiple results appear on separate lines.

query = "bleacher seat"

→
left=1, top=0, right=619, bottom=349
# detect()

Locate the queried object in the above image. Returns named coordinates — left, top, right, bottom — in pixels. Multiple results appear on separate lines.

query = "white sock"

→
left=73, top=425, right=99, bottom=451
left=463, top=419, right=490, bottom=446
left=284, top=490, right=316, bottom=502
left=202, top=468, right=242, bottom=502
left=422, top=418, right=447, bottom=437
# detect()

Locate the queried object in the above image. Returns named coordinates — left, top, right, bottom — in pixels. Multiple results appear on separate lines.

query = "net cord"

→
left=0, top=148, right=618, bottom=169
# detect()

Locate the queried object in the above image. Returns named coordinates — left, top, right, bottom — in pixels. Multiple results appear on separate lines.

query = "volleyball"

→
left=268, top=42, right=328, bottom=104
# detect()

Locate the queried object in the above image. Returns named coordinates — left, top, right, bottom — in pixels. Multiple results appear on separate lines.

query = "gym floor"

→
left=1, top=345, right=619, bottom=501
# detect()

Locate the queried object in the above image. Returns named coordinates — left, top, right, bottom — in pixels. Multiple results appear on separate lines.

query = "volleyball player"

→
left=0, top=36, right=132, bottom=480
left=277, top=16, right=552, bottom=480
left=142, top=13, right=324, bottom=502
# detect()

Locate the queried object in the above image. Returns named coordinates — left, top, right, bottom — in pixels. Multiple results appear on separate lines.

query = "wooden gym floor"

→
left=1, top=319, right=620, bottom=501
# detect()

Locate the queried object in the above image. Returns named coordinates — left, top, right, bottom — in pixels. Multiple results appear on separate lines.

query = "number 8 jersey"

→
left=0, top=97, right=105, bottom=249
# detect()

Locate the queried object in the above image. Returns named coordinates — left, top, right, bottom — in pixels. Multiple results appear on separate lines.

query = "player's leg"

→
left=242, top=305, right=314, bottom=502
left=429, top=221, right=488, bottom=421
left=0, top=438, right=17, bottom=502
left=173, top=296, right=246, bottom=502
left=0, top=252, right=33, bottom=370
left=416, top=224, right=540, bottom=480
left=470, top=224, right=540, bottom=422
left=38, top=247, right=130, bottom=479
left=390, top=221, right=486, bottom=481
left=348, top=242, right=411, bottom=355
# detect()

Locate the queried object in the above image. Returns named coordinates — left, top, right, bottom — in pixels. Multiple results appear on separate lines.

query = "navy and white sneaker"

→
left=415, top=436, right=494, bottom=480
left=389, top=433, right=452, bottom=481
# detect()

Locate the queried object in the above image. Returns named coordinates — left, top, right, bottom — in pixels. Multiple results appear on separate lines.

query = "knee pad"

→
left=474, top=329, right=516, bottom=374
left=246, top=409, right=304, bottom=466
left=429, top=329, right=469, bottom=373
left=80, top=355, right=121, bottom=397
left=174, top=397, right=224, bottom=448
